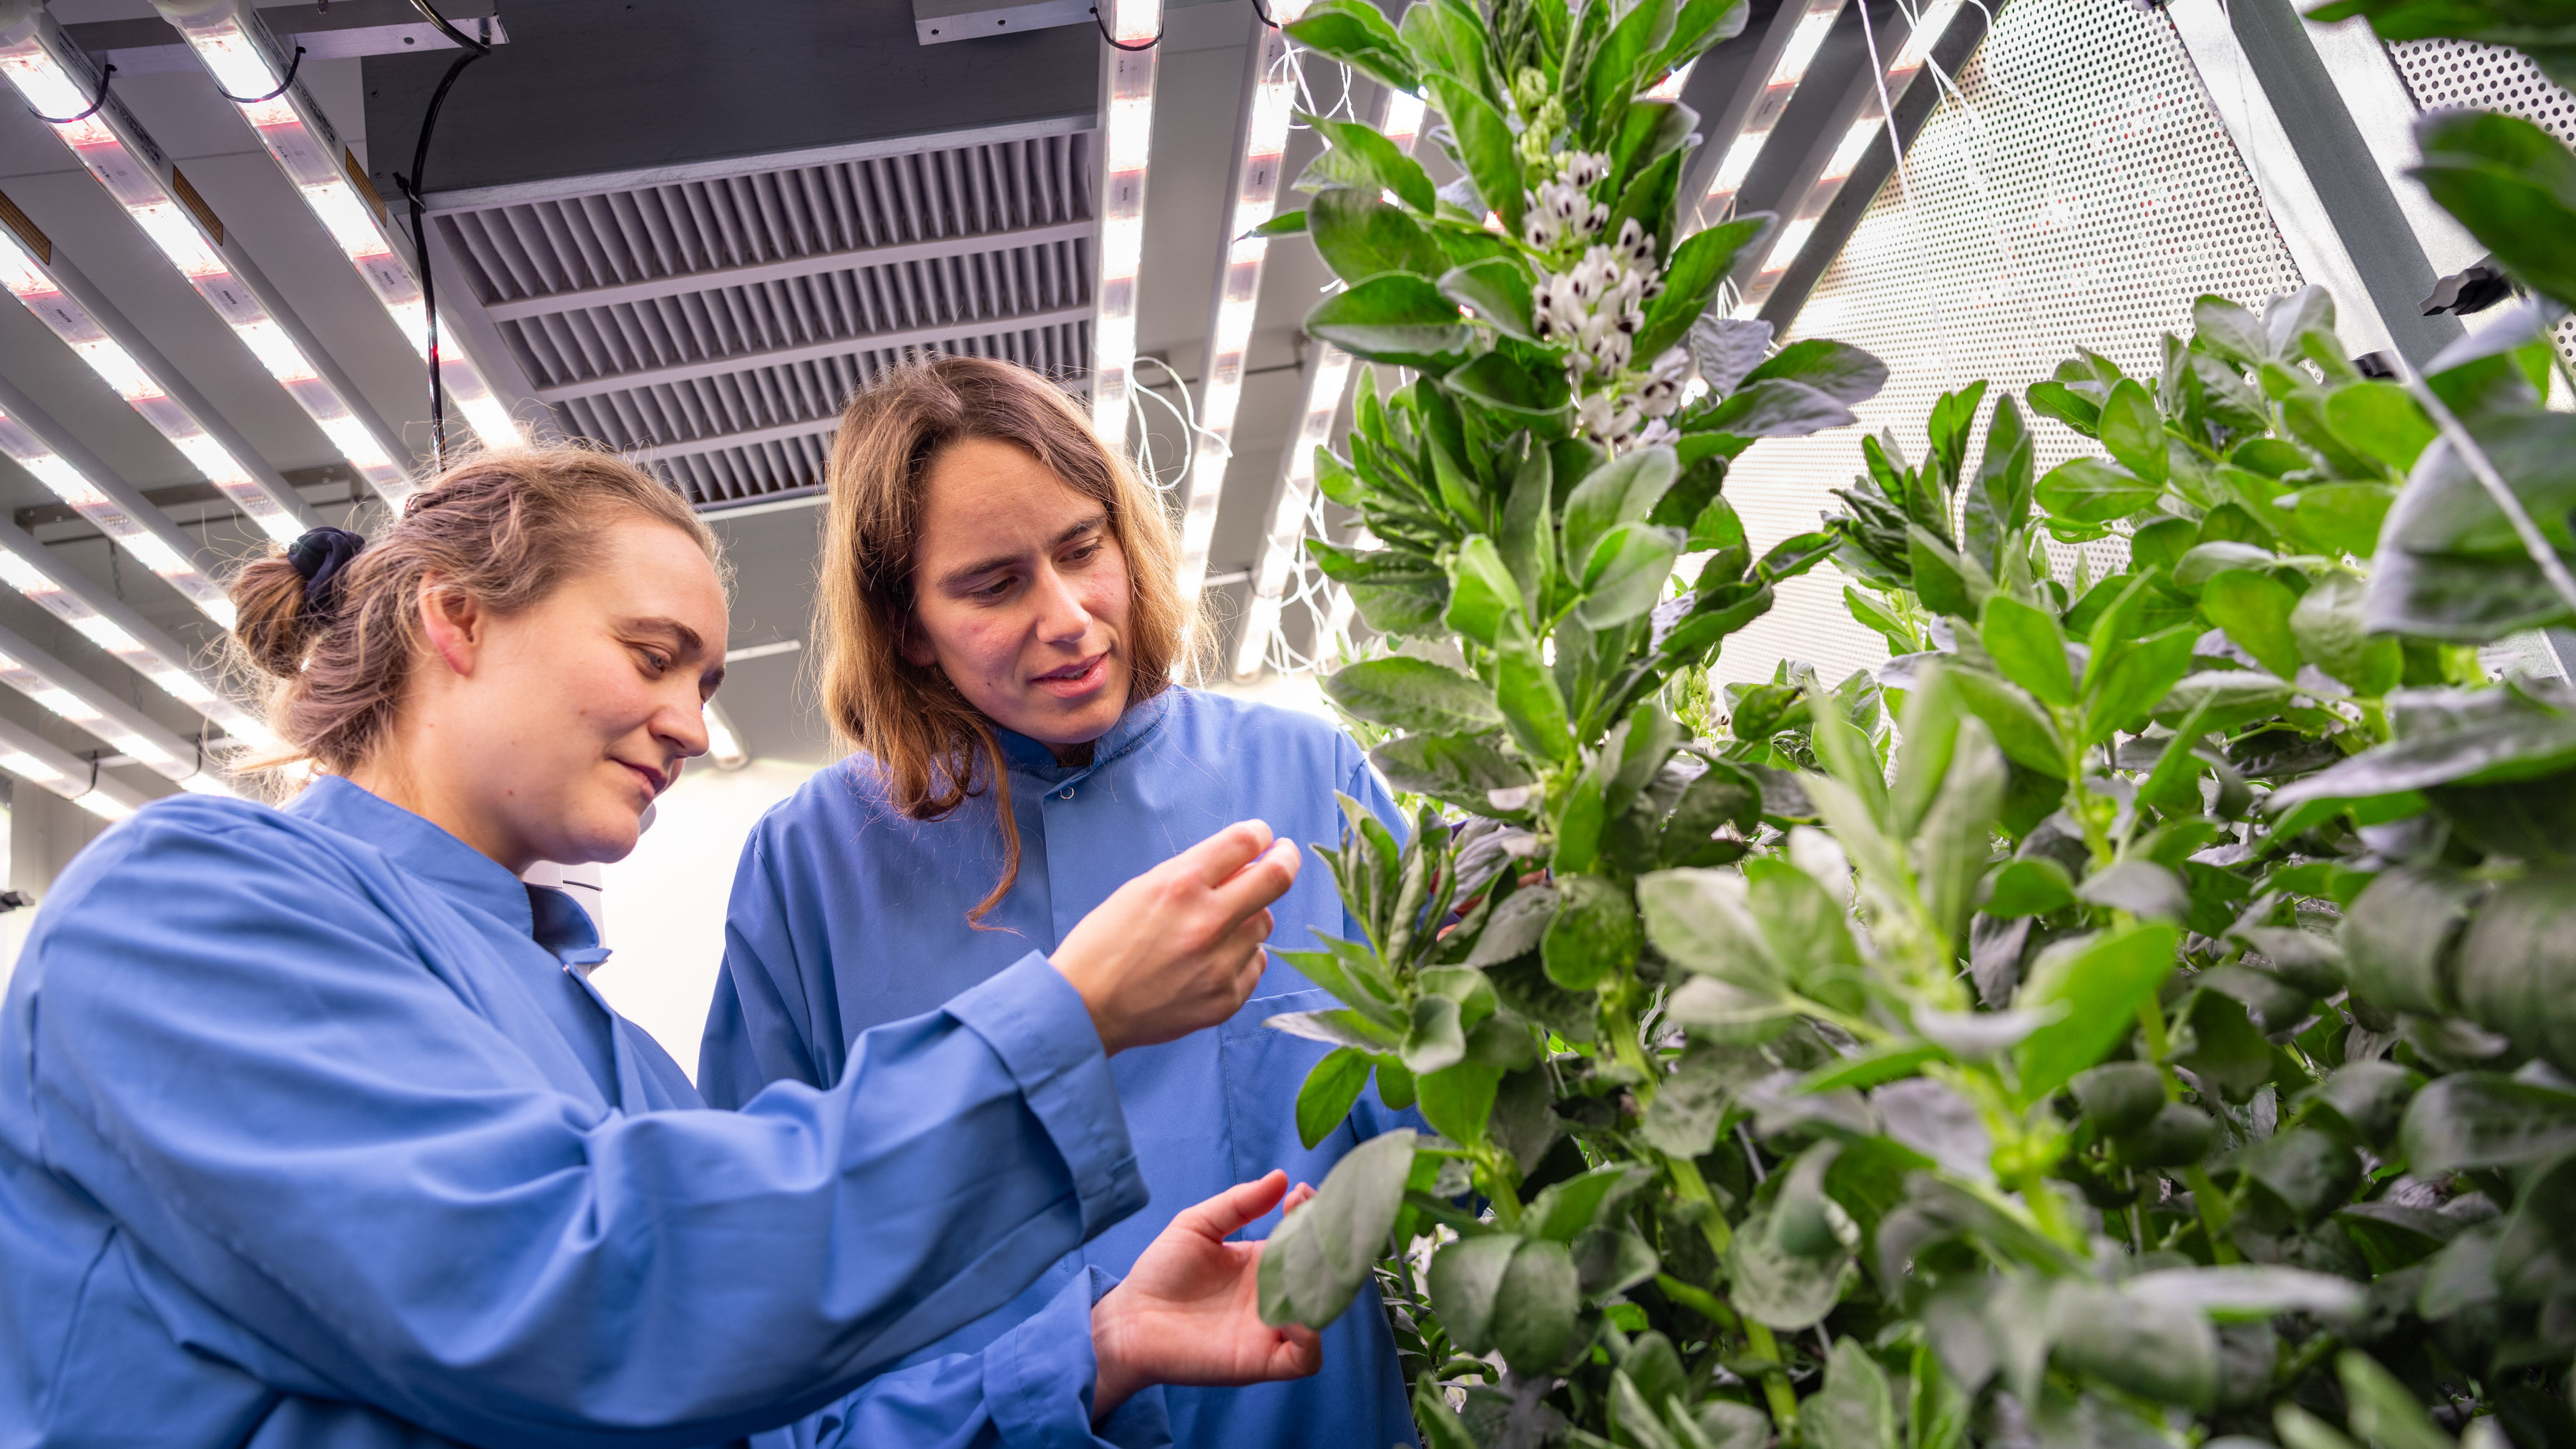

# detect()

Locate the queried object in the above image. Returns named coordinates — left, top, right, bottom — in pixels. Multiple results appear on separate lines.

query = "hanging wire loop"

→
left=212, top=44, right=306, bottom=104
left=24, top=62, right=114, bottom=125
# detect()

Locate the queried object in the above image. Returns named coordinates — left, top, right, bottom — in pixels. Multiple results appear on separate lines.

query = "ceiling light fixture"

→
left=0, top=374, right=238, bottom=630
left=1173, top=7, right=1305, bottom=618
left=0, top=709, right=147, bottom=820
left=0, top=617, right=230, bottom=795
left=1694, top=0, right=1846, bottom=226
left=0, top=510, right=274, bottom=751
left=703, top=699, right=749, bottom=771
left=0, top=194, right=313, bottom=543
left=1229, top=83, right=1423, bottom=681
left=1088, top=0, right=1163, bottom=441
left=150, top=0, right=527, bottom=453
left=0, top=2, right=414, bottom=503
left=1737, top=0, right=1963, bottom=313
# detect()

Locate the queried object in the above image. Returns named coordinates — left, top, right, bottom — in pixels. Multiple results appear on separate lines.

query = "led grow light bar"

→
left=1089, top=0, right=1162, bottom=439
left=1694, top=0, right=1846, bottom=225
left=1230, top=87, right=1425, bottom=680
left=152, top=0, right=525, bottom=452
left=0, top=194, right=313, bottom=543
left=1736, top=0, right=1963, bottom=313
left=0, top=2, right=414, bottom=503
left=0, top=510, right=274, bottom=751
left=1173, top=11, right=1303, bottom=613
left=0, top=375, right=238, bottom=630
left=0, top=708, right=147, bottom=820
left=0, top=618, right=226, bottom=794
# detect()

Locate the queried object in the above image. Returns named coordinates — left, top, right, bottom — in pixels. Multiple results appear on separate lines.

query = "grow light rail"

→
left=151, top=0, right=530, bottom=455
left=0, top=4, right=415, bottom=504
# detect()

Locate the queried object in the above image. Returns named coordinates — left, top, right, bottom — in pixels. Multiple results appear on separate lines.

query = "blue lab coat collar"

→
left=991, top=686, right=1176, bottom=786
left=286, top=775, right=608, bottom=970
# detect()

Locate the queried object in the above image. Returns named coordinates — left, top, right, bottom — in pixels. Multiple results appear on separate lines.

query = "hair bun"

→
left=286, top=527, right=367, bottom=613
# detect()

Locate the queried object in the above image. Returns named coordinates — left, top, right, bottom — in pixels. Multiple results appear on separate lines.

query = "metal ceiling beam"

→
left=624, top=418, right=837, bottom=466
left=480, top=219, right=1093, bottom=324
left=1749, top=1, right=1992, bottom=331
left=529, top=303, right=1092, bottom=403
left=0, top=708, right=150, bottom=821
left=0, top=616, right=220, bottom=791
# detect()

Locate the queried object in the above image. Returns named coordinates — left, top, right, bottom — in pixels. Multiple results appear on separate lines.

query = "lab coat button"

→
left=1059, top=787, right=1074, bottom=800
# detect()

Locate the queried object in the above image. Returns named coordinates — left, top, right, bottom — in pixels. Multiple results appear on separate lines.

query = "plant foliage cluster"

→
left=1253, top=2, right=2576, bottom=1448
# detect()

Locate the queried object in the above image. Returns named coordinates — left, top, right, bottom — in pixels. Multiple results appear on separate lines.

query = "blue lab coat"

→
left=0, top=776, right=1169, bottom=1448
left=700, top=688, right=1423, bottom=1449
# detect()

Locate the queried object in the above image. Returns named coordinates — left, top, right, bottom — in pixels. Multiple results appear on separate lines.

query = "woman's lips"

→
left=1032, top=652, right=1110, bottom=698
left=618, top=760, right=666, bottom=798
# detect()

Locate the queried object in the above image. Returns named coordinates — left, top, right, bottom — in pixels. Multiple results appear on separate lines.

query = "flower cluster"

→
left=1531, top=218, right=1659, bottom=369
left=1575, top=346, right=1691, bottom=447
left=1521, top=152, right=1611, bottom=253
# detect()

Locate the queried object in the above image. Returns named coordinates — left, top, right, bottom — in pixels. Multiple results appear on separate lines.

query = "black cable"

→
left=23, top=62, right=114, bottom=125
left=392, top=45, right=483, bottom=468
left=210, top=44, right=306, bottom=104
left=1090, top=6, right=1162, bottom=49
left=1247, top=0, right=1278, bottom=28
left=401, top=0, right=492, bottom=56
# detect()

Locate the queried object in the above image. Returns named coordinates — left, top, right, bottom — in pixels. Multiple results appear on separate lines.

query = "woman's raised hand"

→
left=1050, top=821, right=1300, bottom=1054
left=1088, top=1171, right=1324, bottom=1419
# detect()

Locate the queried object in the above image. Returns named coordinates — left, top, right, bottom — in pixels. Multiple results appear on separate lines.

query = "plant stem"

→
left=1660, top=1151, right=1797, bottom=1434
left=2137, top=1000, right=2240, bottom=1264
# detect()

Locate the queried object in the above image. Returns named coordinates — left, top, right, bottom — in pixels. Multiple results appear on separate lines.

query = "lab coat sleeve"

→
left=766, top=1268, right=1170, bottom=1449
left=24, top=807, right=1146, bottom=1449
left=700, top=820, right=829, bottom=1107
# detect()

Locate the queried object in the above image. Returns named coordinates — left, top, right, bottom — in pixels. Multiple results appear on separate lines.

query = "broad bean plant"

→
left=1252, top=1, right=2576, bottom=1447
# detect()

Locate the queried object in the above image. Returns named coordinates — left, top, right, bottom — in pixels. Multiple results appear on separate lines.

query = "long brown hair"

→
left=230, top=445, right=718, bottom=776
left=816, top=354, right=1186, bottom=921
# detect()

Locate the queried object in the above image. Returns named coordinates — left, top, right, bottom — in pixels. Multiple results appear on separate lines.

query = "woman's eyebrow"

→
left=618, top=615, right=708, bottom=658
left=938, top=514, right=1110, bottom=590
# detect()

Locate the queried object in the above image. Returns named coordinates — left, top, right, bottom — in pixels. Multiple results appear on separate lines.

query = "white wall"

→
left=590, top=758, right=820, bottom=1078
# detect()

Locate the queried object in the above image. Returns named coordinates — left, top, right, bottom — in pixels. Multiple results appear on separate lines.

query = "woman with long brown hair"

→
left=699, top=356, right=1420, bottom=1449
left=0, top=446, right=1324, bottom=1445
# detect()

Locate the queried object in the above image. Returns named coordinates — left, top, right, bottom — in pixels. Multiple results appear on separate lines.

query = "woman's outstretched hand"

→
left=1051, top=821, right=1300, bottom=1054
left=1090, top=1171, right=1324, bottom=1420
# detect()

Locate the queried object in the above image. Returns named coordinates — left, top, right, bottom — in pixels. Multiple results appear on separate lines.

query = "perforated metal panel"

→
left=430, top=129, right=1096, bottom=506
left=2389, top=40, right=2576, bottom=141
left=1713, top=0, right=2305, bottom=688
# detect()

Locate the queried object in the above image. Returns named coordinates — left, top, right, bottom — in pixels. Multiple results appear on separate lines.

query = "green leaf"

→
left=1588, top=0, right=1681, bottom=127
left=2172, top=540, right=2278, bottom=590
left=1576, top=524, right=1683, bottom=628
left=1248, top=208, right=1307, bottom=238
left=1297, top=1047, right=1375, bottom=1149
left=1446, top=350, right=1571, bottom=420
left=2341, top=864, right=2481, bottom=1018
left=2338, top=1351, right=2454, bottom=1449
left=2012, top=922, right=2182, bottom=1105
left=1494, top=628, right=1574, bottom=763
left=1257, top=1127, right=1416, bottom=1327
left=1636, top=867, right=1780, bottom=988
left=1417, top=1059, right=1501, bottom=1146
left=2026, top=380, right=2103, bottom=436
left=1305, top=112, right=1437, bottom=212
left=2175, top=988, right=2273, bottom=1102
left=2036, top=457, right=2161, bottom=523
left=1727, top=1205, right=1852, bottom=1330
left=2152, top=671, right=2296, bottom=734
left=2326, top=381, right=2435, bottom=474
left=2113, top=1102, right=2219, bottom=1168
left=2288, top=572, right=2400, bottom=695
left=1303, top=273, right=1474, bottom=367
left=1984, top=857, right=2075, bottom=918
left=1807, top=1339, right=1901, bottom=1449
left=2075, top=859, right=2188, bottom=921
left=1639, top=215, right=1772, bottom=360
left=1981, top=596, right=2076, bottom=706
left=1423, top=72, right=1525, bottom=238
left=1267, top=1006, right=1405, bottom=1051
left=1281, top=0, right=1418, bottom=93
left=2070, top=1061, right=2166, bottom=1134
left=1744, top=339, right=1890, bottom=405
left=2200, top=568, right=2305, bottom=680
left=1370, top=733, right=1535, bottom=811
left=2399, top=1072, right=2576, bottom=1171
left=1950, top=669, right=2069, bottom=779
left=1438, top=256, right=1537, bottom=342
left=1426, top=1232, right=1517, bottom=1352
left=1694, top=378, right=1859, bottom=441
left=2454, top=868, right=2576, bottom=1080
left=1499, top=442, right=1553, bottom=608
left=2050, top=1282, right=2218, bottom=1412
left=1526, top=1164, right=1648, bottom=1243
left=2123, top=1265, right=2363, bottom=1322
left=2082, top=623, right=2197, bottom=742
left=1490, top=1238, right=1581, bottom=1375
left=2411, top=109, right=2576, bottom=311
left=1443, top=537, right=1522, bottom=646
left=1541, top=872, right=1640, bottom=991
left=1326, top=655, right=1501, bottom=733
left=1563, top=444, right=1682, bottom=571
left=1401, top=993, right=1468, bottom=1075
left=1309, top=185, right=1450, bottom=283
left=2193, top=293, right=2272, bottom=368
left=2097, top=380, right=2170, bottom=484
left=2279, top=482, right=2396, bottom=558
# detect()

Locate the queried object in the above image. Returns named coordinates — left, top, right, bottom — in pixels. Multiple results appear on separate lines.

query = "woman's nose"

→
left=1030, top=565, right=1093, bottom=643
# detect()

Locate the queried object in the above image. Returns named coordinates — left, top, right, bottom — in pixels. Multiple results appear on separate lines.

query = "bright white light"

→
left=132, top=203, right=228, bottom=278
left=0, top=49, right=93, bottom=122
left=188, top=25, right=277, bottom=99
left=456, top=391, right=525, bottom=448
left=0, top=750, right=62, bottom=788
left=74, top=790, right=132, bottom=821
left=703, top=701, right=749, bottom=769
left=306, top=181, right=392, bottom=260
left=25, top=686, right=99, bottom=725
left=1759, top=216, right=1819, bottom=274
left=1893, top=0, right=1963, bottom=71
left=316, top=414, right=395, bottom=473
left=1380, top=92, right=1425, bottom=151
left=1775, top=6, right=1841, bottom=86
left=1109, top=0, right=1160, bottom=44
left=1708, top=135, right=1767, bottom=201
left=1644, top=60, right=1693, bottom=101
left=177, top=771, right=233, bottom=796
left=1104, top=95, right=1155, bottom=175
left=233, top=319, right=318, bottom=383
left=1822, top=118, right=1879, bottom=182
left=1098, top=213, right=1146, bottom=284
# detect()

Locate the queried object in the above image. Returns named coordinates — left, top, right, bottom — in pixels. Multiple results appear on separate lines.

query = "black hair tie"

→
left=286, top=527, right=367, bottom=613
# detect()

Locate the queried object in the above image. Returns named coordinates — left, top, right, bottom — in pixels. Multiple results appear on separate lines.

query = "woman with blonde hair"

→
left=699, top=356, right=1420, bottom=1449
left=0, top=445, right=1324, bottom=1445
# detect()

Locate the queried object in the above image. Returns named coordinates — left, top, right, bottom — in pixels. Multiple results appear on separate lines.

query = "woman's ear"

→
left=896, top=624, right=937, bottom=669
left=418, top=575, right=484, bottom=678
